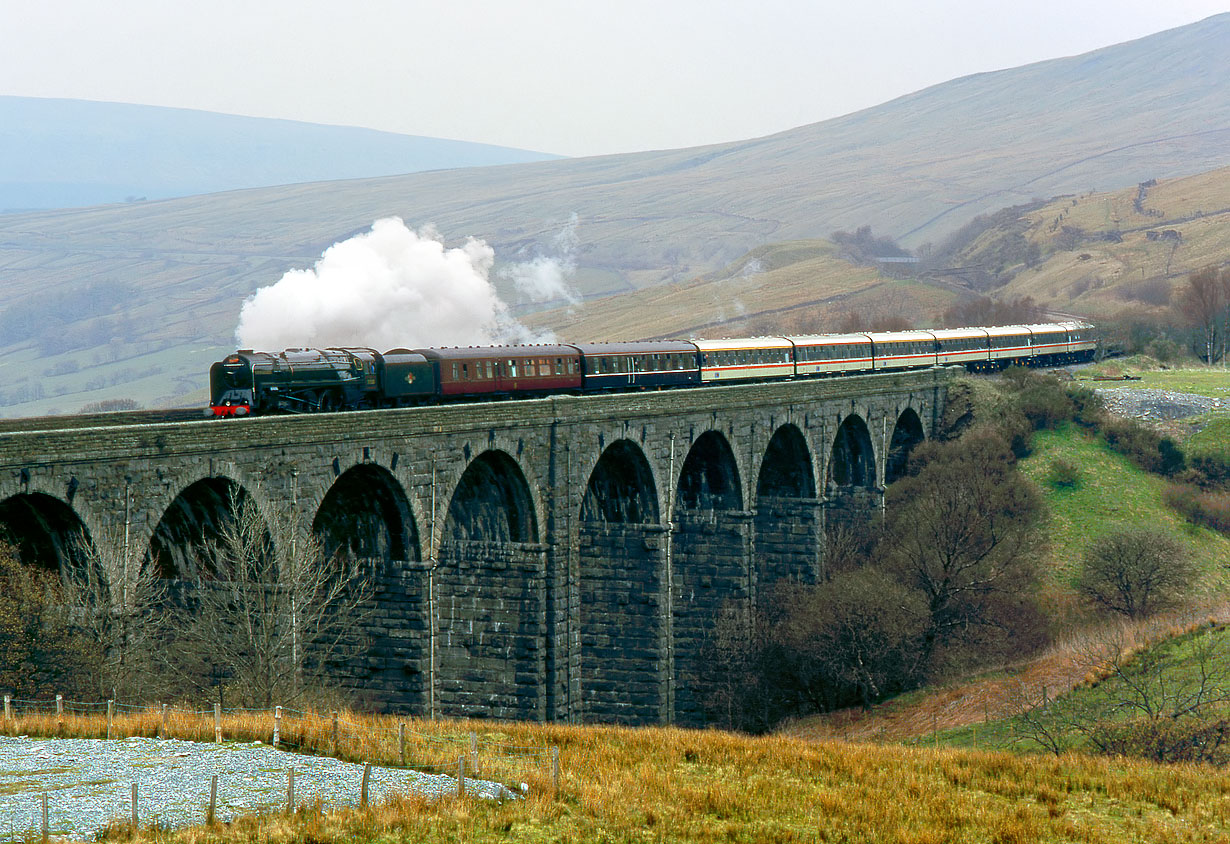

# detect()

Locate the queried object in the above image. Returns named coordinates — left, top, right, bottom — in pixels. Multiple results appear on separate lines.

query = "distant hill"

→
left=0, top=97, right=560, bottom=211
left=978, top=166, right=1230, bottom=316
left=0, top=14, right=1227, bottom=416
left=521, top=240, right=963, bottom=341
left=526, top=165, right=1230, bottom=342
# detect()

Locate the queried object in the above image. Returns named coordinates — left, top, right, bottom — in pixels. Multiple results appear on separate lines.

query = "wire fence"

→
left=0, top=693, right=559, bottom=793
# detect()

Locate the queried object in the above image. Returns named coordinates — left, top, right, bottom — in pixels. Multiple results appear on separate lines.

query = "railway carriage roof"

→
left=865, top=331, right=935, bottom=343
left=692, top=337, right=792, bottom=351
left=419, top=344, right=580, bottom=361
left=569, top=341, right=697, bottom=355
left=929, top=328, right=990, bottom=341
left=983, top=325, right=1034, bottom=338
left=786, top=333, right=872, bottom=346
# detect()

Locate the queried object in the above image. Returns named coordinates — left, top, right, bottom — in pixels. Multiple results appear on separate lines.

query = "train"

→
left=208, top=321, right=1096, bottom=417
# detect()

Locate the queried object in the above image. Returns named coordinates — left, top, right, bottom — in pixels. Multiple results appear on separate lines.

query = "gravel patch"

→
left=1095, top=387, right=1224, bottom=422
left=0, top=736, right=515, bottom=840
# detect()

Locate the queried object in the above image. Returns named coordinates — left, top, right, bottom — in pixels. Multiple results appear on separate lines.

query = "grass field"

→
left=1017, top=422, right=1230, bottom=591
left=8, top=707, right=1230, bottom=843
left=931, top=622, right=1230, bottom=757
left=1083, top=360, right=1230, bottom=401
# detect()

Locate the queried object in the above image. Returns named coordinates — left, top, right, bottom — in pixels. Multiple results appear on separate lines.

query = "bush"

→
left=1047, top=458, right=1081, bottom=489
left=1077, top=527, right=1194, bottom=618
left=1068, top=385, right=1105, bottom=428
left=1015, top=381, right=1076, bottom=430
left=1090, top=717, right=1230, bottom=765
left=1164, top=484, right=1230, bottom=534
left=0, top=542, right=94, bottom=698
left=1189, top=453, right=1230, bottom=489
left=1101, top=418, right=1185, bottom=475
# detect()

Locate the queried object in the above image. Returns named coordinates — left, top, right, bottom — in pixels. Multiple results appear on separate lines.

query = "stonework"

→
left=0, top=369, right=950, bottom=725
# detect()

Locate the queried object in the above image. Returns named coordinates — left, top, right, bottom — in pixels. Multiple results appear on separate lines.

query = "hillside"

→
left=0, top=97, right=560, bottom=212
left=543, top=164, right=1230, bottom=341
left=978, top=167, right=1230, bottom=316
left=523, top=239, right=963, bottom=340
left=0, top=15, right=1228, bottom=414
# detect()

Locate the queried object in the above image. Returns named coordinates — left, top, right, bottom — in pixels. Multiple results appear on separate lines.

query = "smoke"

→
left=235, top=218, right=543, bottom=351
left=497, top=213, right=581, bottom=305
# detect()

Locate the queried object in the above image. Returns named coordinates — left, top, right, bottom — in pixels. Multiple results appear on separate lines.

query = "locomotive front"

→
left=209, top=352, right=257, bottom=417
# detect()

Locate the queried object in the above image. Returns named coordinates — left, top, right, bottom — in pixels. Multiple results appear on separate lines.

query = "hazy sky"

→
left=2, top=1, right=1226, bottom=157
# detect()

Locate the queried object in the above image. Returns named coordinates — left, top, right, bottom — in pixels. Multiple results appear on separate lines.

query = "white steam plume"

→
left=235, top=218, right=544, bottom=351
left=497, top=213, right=581, bottom=304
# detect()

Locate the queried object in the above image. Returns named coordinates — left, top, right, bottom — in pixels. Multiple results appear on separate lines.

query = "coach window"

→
left=507, top=359, right=517, bottom=377
left=451, top=363, right=459, bottom=380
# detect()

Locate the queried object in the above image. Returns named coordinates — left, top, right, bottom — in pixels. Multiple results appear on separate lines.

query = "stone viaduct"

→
left=0, top=368, right=951, bottom=726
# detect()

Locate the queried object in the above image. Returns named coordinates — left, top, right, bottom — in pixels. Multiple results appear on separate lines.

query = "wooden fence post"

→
left=361, top=763, right=371, bottom=807
left=41, top=792, right=48, bottom=844
left=4, top=694, right=10, bottom=721
left=107, top=700, right=113, bottom=740
left=55, top=694, right=62, bottom=717
left=131, top=783, right=138, bottom=828
left=551, top=746, right=560, bottom=793
left=160, top=703, right=168, bottom=739
left=214, top=703, right=221, bottom=744
left=470, top=731, right=478, bottom=775
left=208, top=775, right=218, bottom=825
left=457, top=756, right=465, bottom=798
left=331, top=711, right=338, bottom=755
left=287, top=767, right=295, bottom=813
left=273, top=706, right=281, bottom=749
left=398, top=722, right=405, bottom=766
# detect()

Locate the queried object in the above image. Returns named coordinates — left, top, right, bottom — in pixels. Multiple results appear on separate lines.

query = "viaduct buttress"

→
left=0, top=368, right=951, bottom=726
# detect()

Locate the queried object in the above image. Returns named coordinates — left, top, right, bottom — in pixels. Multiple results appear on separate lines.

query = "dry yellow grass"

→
left=6, top=705, right=1230, bottom=842
left=997, top=166, right=1230, bottom=316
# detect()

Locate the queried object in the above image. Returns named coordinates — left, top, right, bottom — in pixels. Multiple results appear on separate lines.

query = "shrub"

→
left=1068, top=385, right=1105, bottom=428
left=1090, top=717, right=1230, bottom=765
left=1015, top=381, right=1076, bottom=430
left=1189, top=453, right=1230, bottom=489
left=1164, top=484, right=1230, bottom=534
left=0, top=542, right=94, bottom=697
left=1077, top=527, right=1194, bottom=618
left=1047, top=458, right=1081, bottom=489
left=1101, top=417, right=1185, bottom=475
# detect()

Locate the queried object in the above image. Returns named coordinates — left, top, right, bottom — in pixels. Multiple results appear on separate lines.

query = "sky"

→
left=1, top=1, right=1226, bottom=158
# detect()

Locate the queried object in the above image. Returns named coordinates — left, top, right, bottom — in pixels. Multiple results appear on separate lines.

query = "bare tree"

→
left=883, top=430, right=1047, bottom=673
left=1077, top=527, right=1193, bottom=619
left=0, top=541, right=93, bottom=698
left=172, top=488, right=371, bottom=708
left=1176, top=266, right=1226, bottom=364
left=1012, top=624, right=1230, bottom=763
left=787, top=568, right=927, bottom=709
left=61, top=527, right=169, bottom=701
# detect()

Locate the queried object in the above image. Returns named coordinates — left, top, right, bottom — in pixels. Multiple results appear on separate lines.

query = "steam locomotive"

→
left=209, top=321, right=1096, bottom=417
